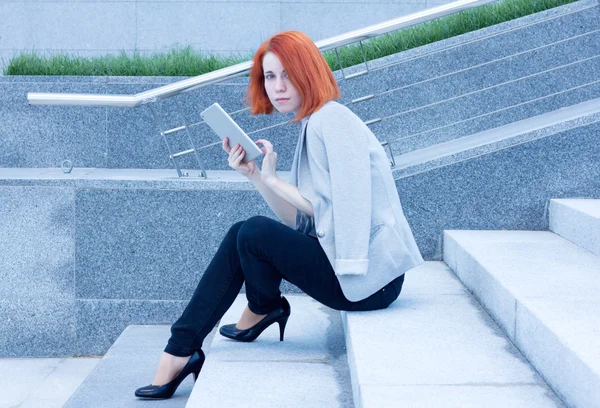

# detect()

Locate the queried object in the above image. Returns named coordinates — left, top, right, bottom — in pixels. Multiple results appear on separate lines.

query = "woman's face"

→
left=262, top=51, right=302, bottom=115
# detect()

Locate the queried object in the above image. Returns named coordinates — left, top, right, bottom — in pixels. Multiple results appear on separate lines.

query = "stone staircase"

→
left=59, top=199, right=598, bottom=407
left=443, top=199, right=600, bottom=408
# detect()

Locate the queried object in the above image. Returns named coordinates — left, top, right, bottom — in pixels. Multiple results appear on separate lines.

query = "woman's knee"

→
left=222, top=221, right=246, bottom=246
left=229, top=220, right=246, bottom=231
left=226, top=220, right=246, bottom=236
left=236, top=215, right=274, bottom=243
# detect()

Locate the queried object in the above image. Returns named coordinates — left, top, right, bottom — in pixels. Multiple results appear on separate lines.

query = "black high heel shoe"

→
left=219, top=296, right=291, bottom=342
left=134, top=349, right=205, bottom=399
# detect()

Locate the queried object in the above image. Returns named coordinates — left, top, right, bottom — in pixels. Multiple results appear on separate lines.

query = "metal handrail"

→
left=27, top=0, right=497, bottom=107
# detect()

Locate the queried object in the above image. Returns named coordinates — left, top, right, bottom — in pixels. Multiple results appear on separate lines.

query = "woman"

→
left=135, top=30, right=424, bottom=400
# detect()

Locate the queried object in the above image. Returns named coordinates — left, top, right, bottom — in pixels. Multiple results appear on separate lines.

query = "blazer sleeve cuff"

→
left=334, top=259, right=369, bottom=276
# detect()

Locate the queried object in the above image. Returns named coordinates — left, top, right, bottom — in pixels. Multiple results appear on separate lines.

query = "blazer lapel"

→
left=290, top=118, right=309, bottom=187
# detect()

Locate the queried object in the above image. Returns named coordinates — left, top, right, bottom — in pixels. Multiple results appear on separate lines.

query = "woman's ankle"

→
left=236, top=305, right=267, bottom=330
left=152, top=352, right=191, bottom=386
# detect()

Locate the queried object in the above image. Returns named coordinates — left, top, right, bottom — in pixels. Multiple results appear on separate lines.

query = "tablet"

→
left=200, top=103, right=264, bottom=163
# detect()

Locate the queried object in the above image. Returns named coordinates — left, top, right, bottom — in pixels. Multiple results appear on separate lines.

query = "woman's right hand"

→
left=223, top=137, right=259, bottom=178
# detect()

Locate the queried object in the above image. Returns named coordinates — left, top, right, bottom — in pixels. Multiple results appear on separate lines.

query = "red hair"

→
left=244, top=31, right=341, bottom=123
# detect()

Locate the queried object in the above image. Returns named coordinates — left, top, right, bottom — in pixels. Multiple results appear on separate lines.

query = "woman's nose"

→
left=275, top=78, right=286, bottom=91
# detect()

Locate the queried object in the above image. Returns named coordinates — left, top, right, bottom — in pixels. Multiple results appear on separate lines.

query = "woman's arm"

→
left=263, top=176, right=314, bottom=217
left=246, top=172, right=301, bottom=228
left=253, top=138, right=315, bottom=221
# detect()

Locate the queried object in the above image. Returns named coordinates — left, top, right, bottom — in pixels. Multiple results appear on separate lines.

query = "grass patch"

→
left=3, top=0, right=581, bottom=76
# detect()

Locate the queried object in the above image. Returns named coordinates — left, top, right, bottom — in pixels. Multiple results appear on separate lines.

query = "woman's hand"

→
left=223, top=137, right=259, bottom=178
left=255, top=139, right=279, bottom=187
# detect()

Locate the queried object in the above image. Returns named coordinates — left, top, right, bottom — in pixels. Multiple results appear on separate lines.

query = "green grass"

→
left=2, top=0, right=580, bottom=76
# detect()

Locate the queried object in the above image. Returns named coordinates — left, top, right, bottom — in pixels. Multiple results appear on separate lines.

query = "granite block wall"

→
left=396, top=119, right=600, bottom=260
left=0, top=187, right=76, bottom=356
left=0, top=184, right=309, bottom=356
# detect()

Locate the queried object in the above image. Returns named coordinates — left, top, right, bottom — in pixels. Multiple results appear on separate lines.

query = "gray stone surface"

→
left=393, top=118, right=600, bottom=259
left=338, top=4, right=600, bottom=103
left=0, top=179, right=305, bottom=357
left=549, top=198, right=600, bottom=256
left=75, top=300, right=189, bottom=357
left=64, top=325, right=217, bottom=408
left=366, top=52, right=600, bottom=152
left=360, top=385, right=563, bottom=408
left=0, top=81, right=107, bottom=168
left=517, top=299, right=600, bottom=408
left=71, top=186, right=302, bottom=355
left=187, top=295, right=354, bottom=408
left=0, top=187, right=75, bottom=299
left=342, top=261, right=563, bottom=408
left=0, top=187, right=77, bottom=357
left=74, top=187, right=271, bottom=300
left=392, top=106, right=600, bottom=178
left=0, top=168, right=264, bottom=189
left=384, top=81, right=600, bottom=157
left=1, top=356, right=100, bottom=408
left=0, top=297, right=75, bottom=357
left=443, top=229, right=600, bottom=408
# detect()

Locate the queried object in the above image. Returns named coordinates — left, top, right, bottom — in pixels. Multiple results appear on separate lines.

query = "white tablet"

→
left=200, top=103, right=263, bottom=163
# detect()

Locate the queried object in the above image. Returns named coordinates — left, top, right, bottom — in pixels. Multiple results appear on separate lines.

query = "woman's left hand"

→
left=255, top=139, right=278, bottom=187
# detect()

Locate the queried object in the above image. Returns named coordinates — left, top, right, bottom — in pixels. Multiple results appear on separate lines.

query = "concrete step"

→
left=63, top=324, right=218, bottom=408
left=186, top=294, right=354, bottom=407
left=549, top=198, right=600, bottom=257
left=342, top=261, right=564, bottom=408
left=443, top=228, right=600, bottom=408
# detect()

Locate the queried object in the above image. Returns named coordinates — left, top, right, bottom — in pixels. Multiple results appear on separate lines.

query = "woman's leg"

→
left=164, top=220, right=247, bottom=357
left=236, top=216, right=405, bottom=315
left=154, top=214, right=405, bottom=384
left=148, top=220, right=251, bottom=386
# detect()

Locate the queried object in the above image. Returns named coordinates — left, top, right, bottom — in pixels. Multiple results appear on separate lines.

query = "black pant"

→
left=165, top=216, right=405, bottom=357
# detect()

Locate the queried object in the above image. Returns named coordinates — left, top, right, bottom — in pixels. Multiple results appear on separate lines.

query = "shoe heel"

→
left=192, top=368, right=200, bottom=382
left=278, top=316, right=289, bottom=341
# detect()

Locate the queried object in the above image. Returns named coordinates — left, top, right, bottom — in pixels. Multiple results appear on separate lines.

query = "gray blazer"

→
left=289, top=100, right=424, bottom=302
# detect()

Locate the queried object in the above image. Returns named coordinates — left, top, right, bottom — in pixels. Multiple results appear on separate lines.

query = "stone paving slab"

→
left=0, top=357, right=99, bottom=408
left=342, top=261, right=564, bottom=408
left=62, top=324, right=216, bottom=408
left=360, top=384, right=562, bottom=408
left=187, top=294, right=353, bottom=408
